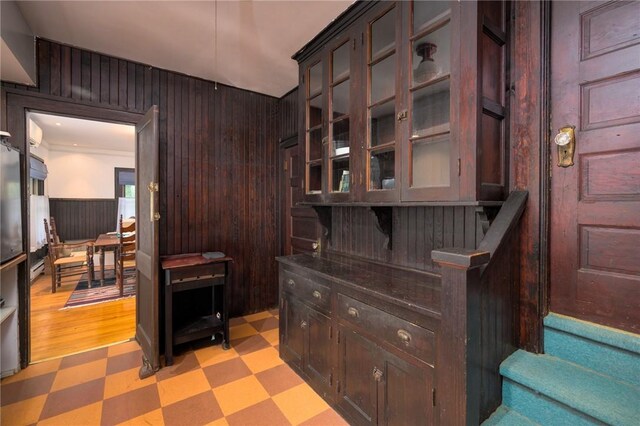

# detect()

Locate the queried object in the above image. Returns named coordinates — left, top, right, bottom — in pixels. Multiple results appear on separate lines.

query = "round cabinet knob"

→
left=300, top=320, right=308, bottom=329
left=347, top=307, right=359, bottom=318
left=287, top=278, right=295, bottom=288
left=397, top=329, right=412, bottom=345
left=312, top=290, right=322, bottom=300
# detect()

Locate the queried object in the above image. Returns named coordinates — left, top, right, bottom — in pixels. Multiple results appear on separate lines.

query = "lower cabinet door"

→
left=338, top=324, right=434, bottom=426
left=338, top=325, right=380, bottom=425
left=281, top=295, right=306, bottom=369
left=379, top=349, right=433, bottom=425
left=306, top=308, right=333, bottom=398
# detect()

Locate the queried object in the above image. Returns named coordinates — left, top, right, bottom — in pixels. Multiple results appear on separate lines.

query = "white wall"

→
left=47, top=147, right=134, bottom=199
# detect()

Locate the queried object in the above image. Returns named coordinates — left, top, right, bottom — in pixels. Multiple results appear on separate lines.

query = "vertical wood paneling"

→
left=71, top=47, right=81, bottom=98
left=50, top=43, right=61, bottom=96
left=49, top=199, right=117, bottom=240
left=5, top=39, right=280, bottom=316
left=329, top=206, right=485, bottom=273
left=278, top=88, right=298, bottom=140
left=90, top=53, right=100, bottom=103
left=60, top=45, right=71, bottom=97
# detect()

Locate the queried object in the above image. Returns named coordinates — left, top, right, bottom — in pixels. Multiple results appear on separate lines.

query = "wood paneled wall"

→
left=3, top=39, right=279, bottom=316
left=278, top=88, right=298, bottom=141
left=49, top=198, right=117, bottom=240
left=330, top=206, right=487, bottom=274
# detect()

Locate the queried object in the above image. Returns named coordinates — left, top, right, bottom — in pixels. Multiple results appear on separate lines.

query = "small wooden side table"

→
left=161, top=253, right=232, bottom=366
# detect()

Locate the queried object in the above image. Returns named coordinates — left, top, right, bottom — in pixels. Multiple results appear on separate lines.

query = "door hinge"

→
left=337, top=329, right=340, bottom=344
left=284, top=160, right=288, bottom=172
left=352, top=39, right=356, bottom=50
left=329, top=325, right=332, bottom=339
left=329, top=372, right=333, bottom=386
left=337, top=379, right=341, bottom=393
left=432, top=388, right=436, bottom=406
left=361, top=32, right=364, bottom=45
left=457, top=158, right=461, bottom=176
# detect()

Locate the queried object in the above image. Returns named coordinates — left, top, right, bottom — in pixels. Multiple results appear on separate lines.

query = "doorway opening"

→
left=27, top=111, right=137, bottom=362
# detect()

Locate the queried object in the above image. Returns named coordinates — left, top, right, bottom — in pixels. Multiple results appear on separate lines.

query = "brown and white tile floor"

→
left=0, top=310, right=348, bottom=426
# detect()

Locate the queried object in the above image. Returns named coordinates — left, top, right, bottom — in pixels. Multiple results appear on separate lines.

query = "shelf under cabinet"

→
left=0, top=306, right=17, bottom=325
left=174, top=315, right=224, bottom=346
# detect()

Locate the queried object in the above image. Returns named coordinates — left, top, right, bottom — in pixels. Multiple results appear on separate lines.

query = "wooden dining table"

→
left=94, top=233, right=120, bottom=283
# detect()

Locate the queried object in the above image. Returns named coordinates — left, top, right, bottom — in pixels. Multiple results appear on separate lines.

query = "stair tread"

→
left=545, top=313, right=640, bottom=354
left=482, top=406, right=539, bottom=426
left=501, top=350, right=640, bottom=425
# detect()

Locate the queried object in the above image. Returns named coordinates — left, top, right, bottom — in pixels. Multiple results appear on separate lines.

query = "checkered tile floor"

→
left=0, top=310, right=348, bottom=425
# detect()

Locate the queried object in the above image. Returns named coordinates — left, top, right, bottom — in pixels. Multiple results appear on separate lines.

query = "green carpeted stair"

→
left=483, top=313, right=640, bottom=426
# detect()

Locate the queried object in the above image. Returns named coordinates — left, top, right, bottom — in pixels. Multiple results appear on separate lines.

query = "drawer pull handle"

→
left=372, top=367, right=383, bottom=382
left=347, top=307, right=359, bottom=318
left=312, top=290, right=322, bottom=300
left=287, top=278, right=295, bottom=288
left=300, top=320, right=308, bottom=329
left=397, top=329, right=412, bottom=345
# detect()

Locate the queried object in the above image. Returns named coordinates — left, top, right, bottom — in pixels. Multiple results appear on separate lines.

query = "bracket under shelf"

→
left=369, top=206, right=393, bottom=250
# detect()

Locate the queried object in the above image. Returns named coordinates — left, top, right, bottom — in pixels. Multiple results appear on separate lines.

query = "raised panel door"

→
left=305, top=308, right=334, bottom=399
left=550, top=0, right=640, bottom=333
left=338, top=325, right=380, bottom=425
left=379, top=348, right=433, bottom=425
left=281, top=295, right=306, bottom=368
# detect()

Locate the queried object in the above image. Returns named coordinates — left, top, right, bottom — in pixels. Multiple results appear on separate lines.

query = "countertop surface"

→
left=277, top=252, right=441, bottom=319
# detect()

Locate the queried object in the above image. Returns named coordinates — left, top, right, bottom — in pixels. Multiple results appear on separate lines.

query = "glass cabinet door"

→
left=366, top=5, right=399, bottom=199
left=305, top=61, right=324, bottom=195
left=404, top=1, right=456, bottom=199
left=329, top=40, right=351, bottom=195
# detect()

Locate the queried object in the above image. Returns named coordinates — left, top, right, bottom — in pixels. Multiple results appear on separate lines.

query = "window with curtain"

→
left=115, top=167, right=135, bottom=198
left=115, top=167, right=136, bottom=231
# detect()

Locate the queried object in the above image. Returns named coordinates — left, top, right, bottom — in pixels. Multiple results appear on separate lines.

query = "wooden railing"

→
left=431, top=191, right=528, bottom=425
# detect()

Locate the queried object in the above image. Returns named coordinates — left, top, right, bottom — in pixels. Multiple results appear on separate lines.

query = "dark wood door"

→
left=281, top=295, right=305, bottom=369
left=550, top=1, right=640, bottom=333
left=379, top=350, right=432, bottom=425
left=305, top=308, right=333, bottom=398
left=338, top=325, right=379, bottom=425
left=135, top=106, right=161, bottom=377
left=281, top=144, right=320, bottom=254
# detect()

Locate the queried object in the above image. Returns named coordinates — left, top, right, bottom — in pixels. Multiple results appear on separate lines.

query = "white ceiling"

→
left=29, top=112, right=135, bottom=152
left=16, top=0, right=354, bottom=98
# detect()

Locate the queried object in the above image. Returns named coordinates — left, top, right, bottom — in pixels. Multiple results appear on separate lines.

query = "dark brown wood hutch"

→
left=277, top=1, right=526, bottom=424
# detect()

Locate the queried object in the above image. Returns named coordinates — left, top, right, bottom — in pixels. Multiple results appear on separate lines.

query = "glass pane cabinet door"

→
left=367, top=6, right=398, bottom=195
left=306, top=61, right=323, bottom=194
left=330, top=41, right=351, bottom=194
left=408, top=1, right=453, bottom=190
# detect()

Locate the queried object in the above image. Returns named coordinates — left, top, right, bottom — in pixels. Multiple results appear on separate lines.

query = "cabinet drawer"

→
left=282, top=271, right=331, bottom=313
left=338, top=294, right=435, bottom=365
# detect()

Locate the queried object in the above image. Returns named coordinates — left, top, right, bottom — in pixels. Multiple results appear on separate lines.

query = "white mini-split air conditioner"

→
left=28, top=120, right=43, bottom=147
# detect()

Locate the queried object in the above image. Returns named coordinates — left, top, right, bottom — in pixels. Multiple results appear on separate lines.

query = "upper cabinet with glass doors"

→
left=295, top=0, right=509, bottom=203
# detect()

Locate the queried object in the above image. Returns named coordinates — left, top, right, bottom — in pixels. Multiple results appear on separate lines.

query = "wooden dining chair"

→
left=115, top=215, right=136, bottom=296
left=44, top=218, right=94, bottom=293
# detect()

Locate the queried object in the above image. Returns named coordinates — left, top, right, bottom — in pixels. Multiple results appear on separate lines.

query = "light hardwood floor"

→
left=30, top=271, right=135, bottom=362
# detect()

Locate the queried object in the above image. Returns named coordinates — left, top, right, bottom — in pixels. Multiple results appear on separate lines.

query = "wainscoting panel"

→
left=49, top=198, right=117, bottom=241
